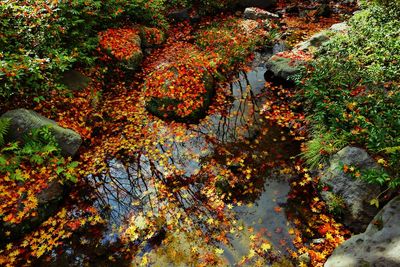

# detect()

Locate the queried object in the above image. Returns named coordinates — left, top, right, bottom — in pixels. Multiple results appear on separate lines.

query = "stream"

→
left=36, top=52, right=301, bottom=266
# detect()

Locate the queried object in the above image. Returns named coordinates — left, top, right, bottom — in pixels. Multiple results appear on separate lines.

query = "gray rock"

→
left=330, top=22, right=349, bottom=32
left=272, top=41, right=288, bottom=55
left=325, top=196, right=400, bottom=267
left=298, top=252, right=311, bottom=264
left=167, top=8, right=190, bottom=21
left=1, top=109, right=82, bottom=156
left=243, top=7, right=279, bottom=20
left=265, top=55, right=305, bottom=80
left=60, top=70, right=90, bottom=91
left=320, top=146, right=382, bottom=233
left=295, top=31, right=330, bottom=52
left=238, top=0, right=277, bottom=9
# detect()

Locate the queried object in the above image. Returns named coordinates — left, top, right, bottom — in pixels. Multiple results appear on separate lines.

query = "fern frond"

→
left=0, top=118, right=11, bottom=147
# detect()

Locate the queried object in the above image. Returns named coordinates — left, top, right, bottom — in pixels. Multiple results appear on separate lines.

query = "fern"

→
left=0, top=118, right=11, bottom=147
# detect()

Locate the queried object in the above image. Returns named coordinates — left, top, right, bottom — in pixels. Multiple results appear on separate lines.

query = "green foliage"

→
left=0, top=126, right=78, bottom=183
left=360, top=0, right=400, bottom=9
left=0, top=0, right=168, bottom=99
left=324, top=192, right=346, bottom=215
left=197, top=0, right=238, bottom=14
left=298, top=4, right=400, bottom=185
left=0, top=118, right=10, bottom=147
left=302, top=130, right=349, bottom=169
left=361, top=168, right=391, bottom=186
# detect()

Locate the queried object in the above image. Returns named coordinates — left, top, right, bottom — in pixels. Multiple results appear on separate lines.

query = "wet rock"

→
left=238, top=0, right=277, bottom=9
left=1, top=109, right=82, bottom=156
left=167, top=8, right=190, bottom=21
left=272, top=41, right=288, bottom=55
left=312, top=238, right=325, bottom=244
left=298, top=252, right=311, bottom=264
left=138, top=26, right=166, bottom=48
left=1, top=181, right=66, bottom=242
left=325, top=196, right=400, bottom=267
left=60, top=70, right=90, bottom=91
left=265, top=55, right=305, bottom=80
left=320, top=146, right=382, bottom=233
left=243, top=7, right=279, bottom=20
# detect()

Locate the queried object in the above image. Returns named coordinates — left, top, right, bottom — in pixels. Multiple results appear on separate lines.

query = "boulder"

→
left=320, top=146, right=382, bottom=233
left=238, top=0, right=277, bottom=9
left=330, top=22, right=349, bottom=32
left=138, top=26, right=166, bottom=48
left=145, top=64, right=214, bottom=122
left=1, top=109, right=82, bottom=156
left=167, top=8, right=190, bottom=21
left=0, top=181, right=66, bottom=242
left=60, top=70, right=90, bottom=91
left=265, top=55, right=305, bottom=80
left=98, top=28, right=143, bottom=71
left=325, top=196, right=400, bottom=267
left=243, top=7, right=279, bottom=20
left=295, top=31, right=330, bottom=52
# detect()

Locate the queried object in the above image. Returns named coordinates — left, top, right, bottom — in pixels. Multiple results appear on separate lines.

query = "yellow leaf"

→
left=215, top=248, right=224, bottom=255
left=261, top=242, right=271, bottom=252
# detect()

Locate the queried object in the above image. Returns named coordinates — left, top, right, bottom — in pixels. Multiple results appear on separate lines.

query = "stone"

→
left=138, top=26, right=166, bottom=48
left=60, top=70, right=90, bottom=91
left=272, top=41, right=288, bottom=55
left=298, top=252, right=311, bottom=264
left=265, top=55, right=305, bottom=80
left=320, top=146, right=382, bottom=233
left=99, top=28, right=143, bottom=71
left=146, top=65, right=214, bottom=122
left=243, top=7, right=279, bottom=20
left=295, top=31, right=330, bottom=52
left=1, top=109, right=82, bottom=156
left=330, top=22, right=349, bottom=32
left=238, top=0, right=277, bottom=9
left=325, top=196, right=400, bottom=267
left=167, top=8, right=190, bottom=21
left=0, top=181, right=66, bottom=242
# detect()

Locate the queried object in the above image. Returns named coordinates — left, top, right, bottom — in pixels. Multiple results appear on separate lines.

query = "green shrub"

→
left=299, top=5, right=400, bottom=184
left=0, top=0, right=168, bottom=99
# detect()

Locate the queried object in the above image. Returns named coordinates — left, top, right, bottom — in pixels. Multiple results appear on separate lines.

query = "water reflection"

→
left=39, top=54, right=301, bottom=266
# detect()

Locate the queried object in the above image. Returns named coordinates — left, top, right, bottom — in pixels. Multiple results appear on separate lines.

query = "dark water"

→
left=36, top=53, right=300, bottom=266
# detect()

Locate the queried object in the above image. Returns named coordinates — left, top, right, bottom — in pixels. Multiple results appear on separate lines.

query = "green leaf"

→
left=370, top=198, right=380, bottom=208
left=56, top=167, right=65, bottom=175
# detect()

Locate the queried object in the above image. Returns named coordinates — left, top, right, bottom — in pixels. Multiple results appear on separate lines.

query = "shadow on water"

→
left=38, top=53, right=301, bottom=266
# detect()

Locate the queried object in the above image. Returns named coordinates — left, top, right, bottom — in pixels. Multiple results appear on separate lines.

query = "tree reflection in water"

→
left=81, top=64, right=300, bottom=265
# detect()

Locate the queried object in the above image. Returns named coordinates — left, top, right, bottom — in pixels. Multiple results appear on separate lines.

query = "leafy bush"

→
left=299, top=5, right=400, bottom=184
left=0, top=0, right=168, bottom=99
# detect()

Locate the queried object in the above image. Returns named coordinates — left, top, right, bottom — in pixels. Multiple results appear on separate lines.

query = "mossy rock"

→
left=99, top=28, right=143, bottom=71
left=145, top=66, right=214, bottom=123
left=1, top=109, right=82, bottom=156
left=265, top=55, right=305, bottom=80
left=139, top=26, right=166, bottom=48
